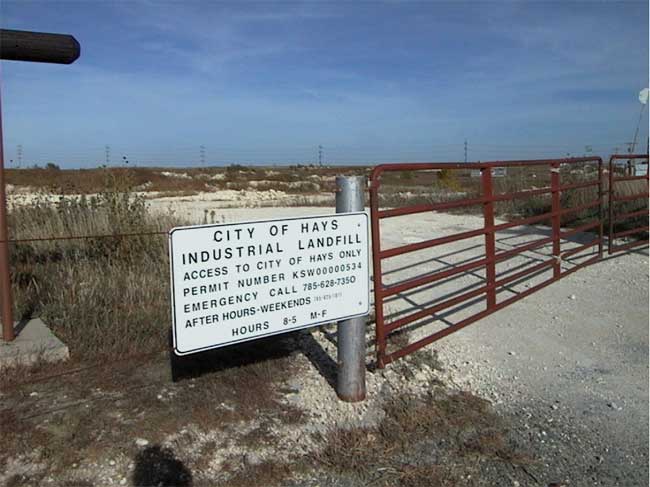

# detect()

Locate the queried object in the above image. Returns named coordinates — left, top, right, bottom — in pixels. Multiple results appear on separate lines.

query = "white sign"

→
left=634, top=162, right=648, bottom=176
left=169, top=213, right=369, bottom=355
left=470, top=168, right=506, bottom=178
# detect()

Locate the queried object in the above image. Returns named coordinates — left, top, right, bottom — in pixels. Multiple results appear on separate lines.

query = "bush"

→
left=9, top=184, right=183, bottom=359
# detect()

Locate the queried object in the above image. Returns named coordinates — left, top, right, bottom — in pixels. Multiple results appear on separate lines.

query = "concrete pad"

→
left=0, top=318, right=69, bottom=368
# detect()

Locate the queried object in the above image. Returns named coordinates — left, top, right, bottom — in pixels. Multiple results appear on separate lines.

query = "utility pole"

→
left=318, top=145, right=323, bottom=167
left=104, top=145, right=110, bottom=165
left=200, top=145, right=206, bottom=165
left=16, top=144, right=22, bottom=168
left=464, top=139, right=468, bottom=163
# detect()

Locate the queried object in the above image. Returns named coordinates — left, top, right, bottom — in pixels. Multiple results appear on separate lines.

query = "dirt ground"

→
left=1, top=205, right=647, bottom=487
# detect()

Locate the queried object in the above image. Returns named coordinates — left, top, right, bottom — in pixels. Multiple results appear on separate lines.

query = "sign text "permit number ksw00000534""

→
left=169, top=213, right=369, bottom=355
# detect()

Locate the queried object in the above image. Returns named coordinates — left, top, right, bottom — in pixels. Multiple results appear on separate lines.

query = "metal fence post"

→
left=335, top=175, right=366, bottom=402
left=0, top=86, right=15, bottom=342
left=481, top=167, right=497, bottom=309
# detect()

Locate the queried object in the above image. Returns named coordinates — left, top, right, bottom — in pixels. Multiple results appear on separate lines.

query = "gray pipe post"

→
left=335, top=175, right=367, bottom=402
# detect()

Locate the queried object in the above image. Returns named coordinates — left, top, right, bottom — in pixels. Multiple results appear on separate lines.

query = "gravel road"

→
left=432, top=247, right=649, bottom=486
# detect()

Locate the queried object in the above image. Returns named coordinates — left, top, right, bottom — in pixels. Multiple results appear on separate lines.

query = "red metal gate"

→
left=607, top=154, right=649, bottom=253
left=369, top=157, right=604, bottom=368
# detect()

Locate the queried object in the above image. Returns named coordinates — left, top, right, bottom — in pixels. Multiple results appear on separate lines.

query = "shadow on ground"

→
left=132, top=445, right=193, bottom=487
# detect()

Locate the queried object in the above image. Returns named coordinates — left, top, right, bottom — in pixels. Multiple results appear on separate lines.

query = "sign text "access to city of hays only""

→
left=169, top=213, right=369, bottom=355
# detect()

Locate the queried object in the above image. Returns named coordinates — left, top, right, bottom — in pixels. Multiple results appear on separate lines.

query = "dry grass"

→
left=8, top=172, right=183, bottom=360
left=314, top=391, right=531, bottom=487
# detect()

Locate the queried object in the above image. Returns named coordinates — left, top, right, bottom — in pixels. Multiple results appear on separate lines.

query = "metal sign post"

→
left=0, top=29, right=80, bottom=341
left=335, top=176, right=367, bottom=402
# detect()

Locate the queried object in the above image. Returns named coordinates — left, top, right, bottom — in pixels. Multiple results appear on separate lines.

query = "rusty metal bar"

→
left=0, top=85, right=14, bottom=341
left=369, top=157, right=601, bottom=181
left=378, top=196, right=485, bottom=219
left=610, top=239, right=649, bottom=253
left=385, top=256, right=555, bottom=333
left=558, top=179, right=600, bottom=192
left=382, top=254, right=600, bottom=366
left=608, top=156, right=615, bottom=254
left=560, top=238, right=600, bottom=259
left=382, top=234, right=553, bottom=298
left=613, top=209, right=649, bottom=223
left=598, top=158, right=604, bottom=259
left=611, top=175, right=648, bottom=183
left=369, top=174, right=387, bottom=367
left=377, top=180, right=598, bottom=221
left=612, top=226, right=649, bottom=239
left=380, top=227, right=487, bottom=259
left=560, top=221, right=601, bottom=239
left=550, top=163, right=561, bottom=278
left=379, top=210, right=559, bottom=260
left=558, top=200, right=601, bottom=216
left=611, top=192, right=650, bottom=203
left=482, top=168, right=497, bottom=308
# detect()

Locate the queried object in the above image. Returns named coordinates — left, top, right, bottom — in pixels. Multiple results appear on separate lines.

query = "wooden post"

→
left=0, top=29, right=80, bottom=341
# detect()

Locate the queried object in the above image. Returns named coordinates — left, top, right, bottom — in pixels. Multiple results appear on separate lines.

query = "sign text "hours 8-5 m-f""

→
left=169, top=213, right=369, bottom=355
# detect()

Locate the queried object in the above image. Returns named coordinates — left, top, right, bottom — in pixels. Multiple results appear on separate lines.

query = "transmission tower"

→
left=464, top=140, right=468, bottom=163
left=318, top=145, right=323, bottom=166
left=17, top=145, right=23, bottom=168
left=200, top=145, right=206, bottom=165
left=105, top=145, right=111, bottom=165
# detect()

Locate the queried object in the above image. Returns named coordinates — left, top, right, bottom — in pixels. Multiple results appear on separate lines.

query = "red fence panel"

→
left=607, top=154, right=649, bottom=254
left=369, top=157, right=604, bottom=368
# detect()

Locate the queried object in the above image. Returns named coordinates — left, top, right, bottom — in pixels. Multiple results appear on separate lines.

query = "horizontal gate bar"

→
left=377, top=180, right=600, bottom=220
left=612, top=226, right=650, bottom=239
left=379, top=211, right=556, bottom=259
left=369, top=157, right=602, bottom=180
left=384, top=256, right=555, bottom=333
left=611, top=175, right=649, bottom=183
left=610, top=239, right=649, bottom=253
left=612, top=192, right=650, bottom=203
left=558, top=200, right=601, bottom=216
left=560, top=238, right=600, bottom=259
left=381, top=254, right=600, bottom=365
left=381, top=234, right=553, bottom=297
left=378, top=196, right=485, bottom=219
left=559, top=221, right=601, bottom=238
left=558, top=180, right=600, bottom=191
left=613, top=209, right=649, bottom=223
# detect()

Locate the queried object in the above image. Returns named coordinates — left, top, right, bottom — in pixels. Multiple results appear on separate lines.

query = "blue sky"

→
left=1, top=1, right=648, bottom=167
